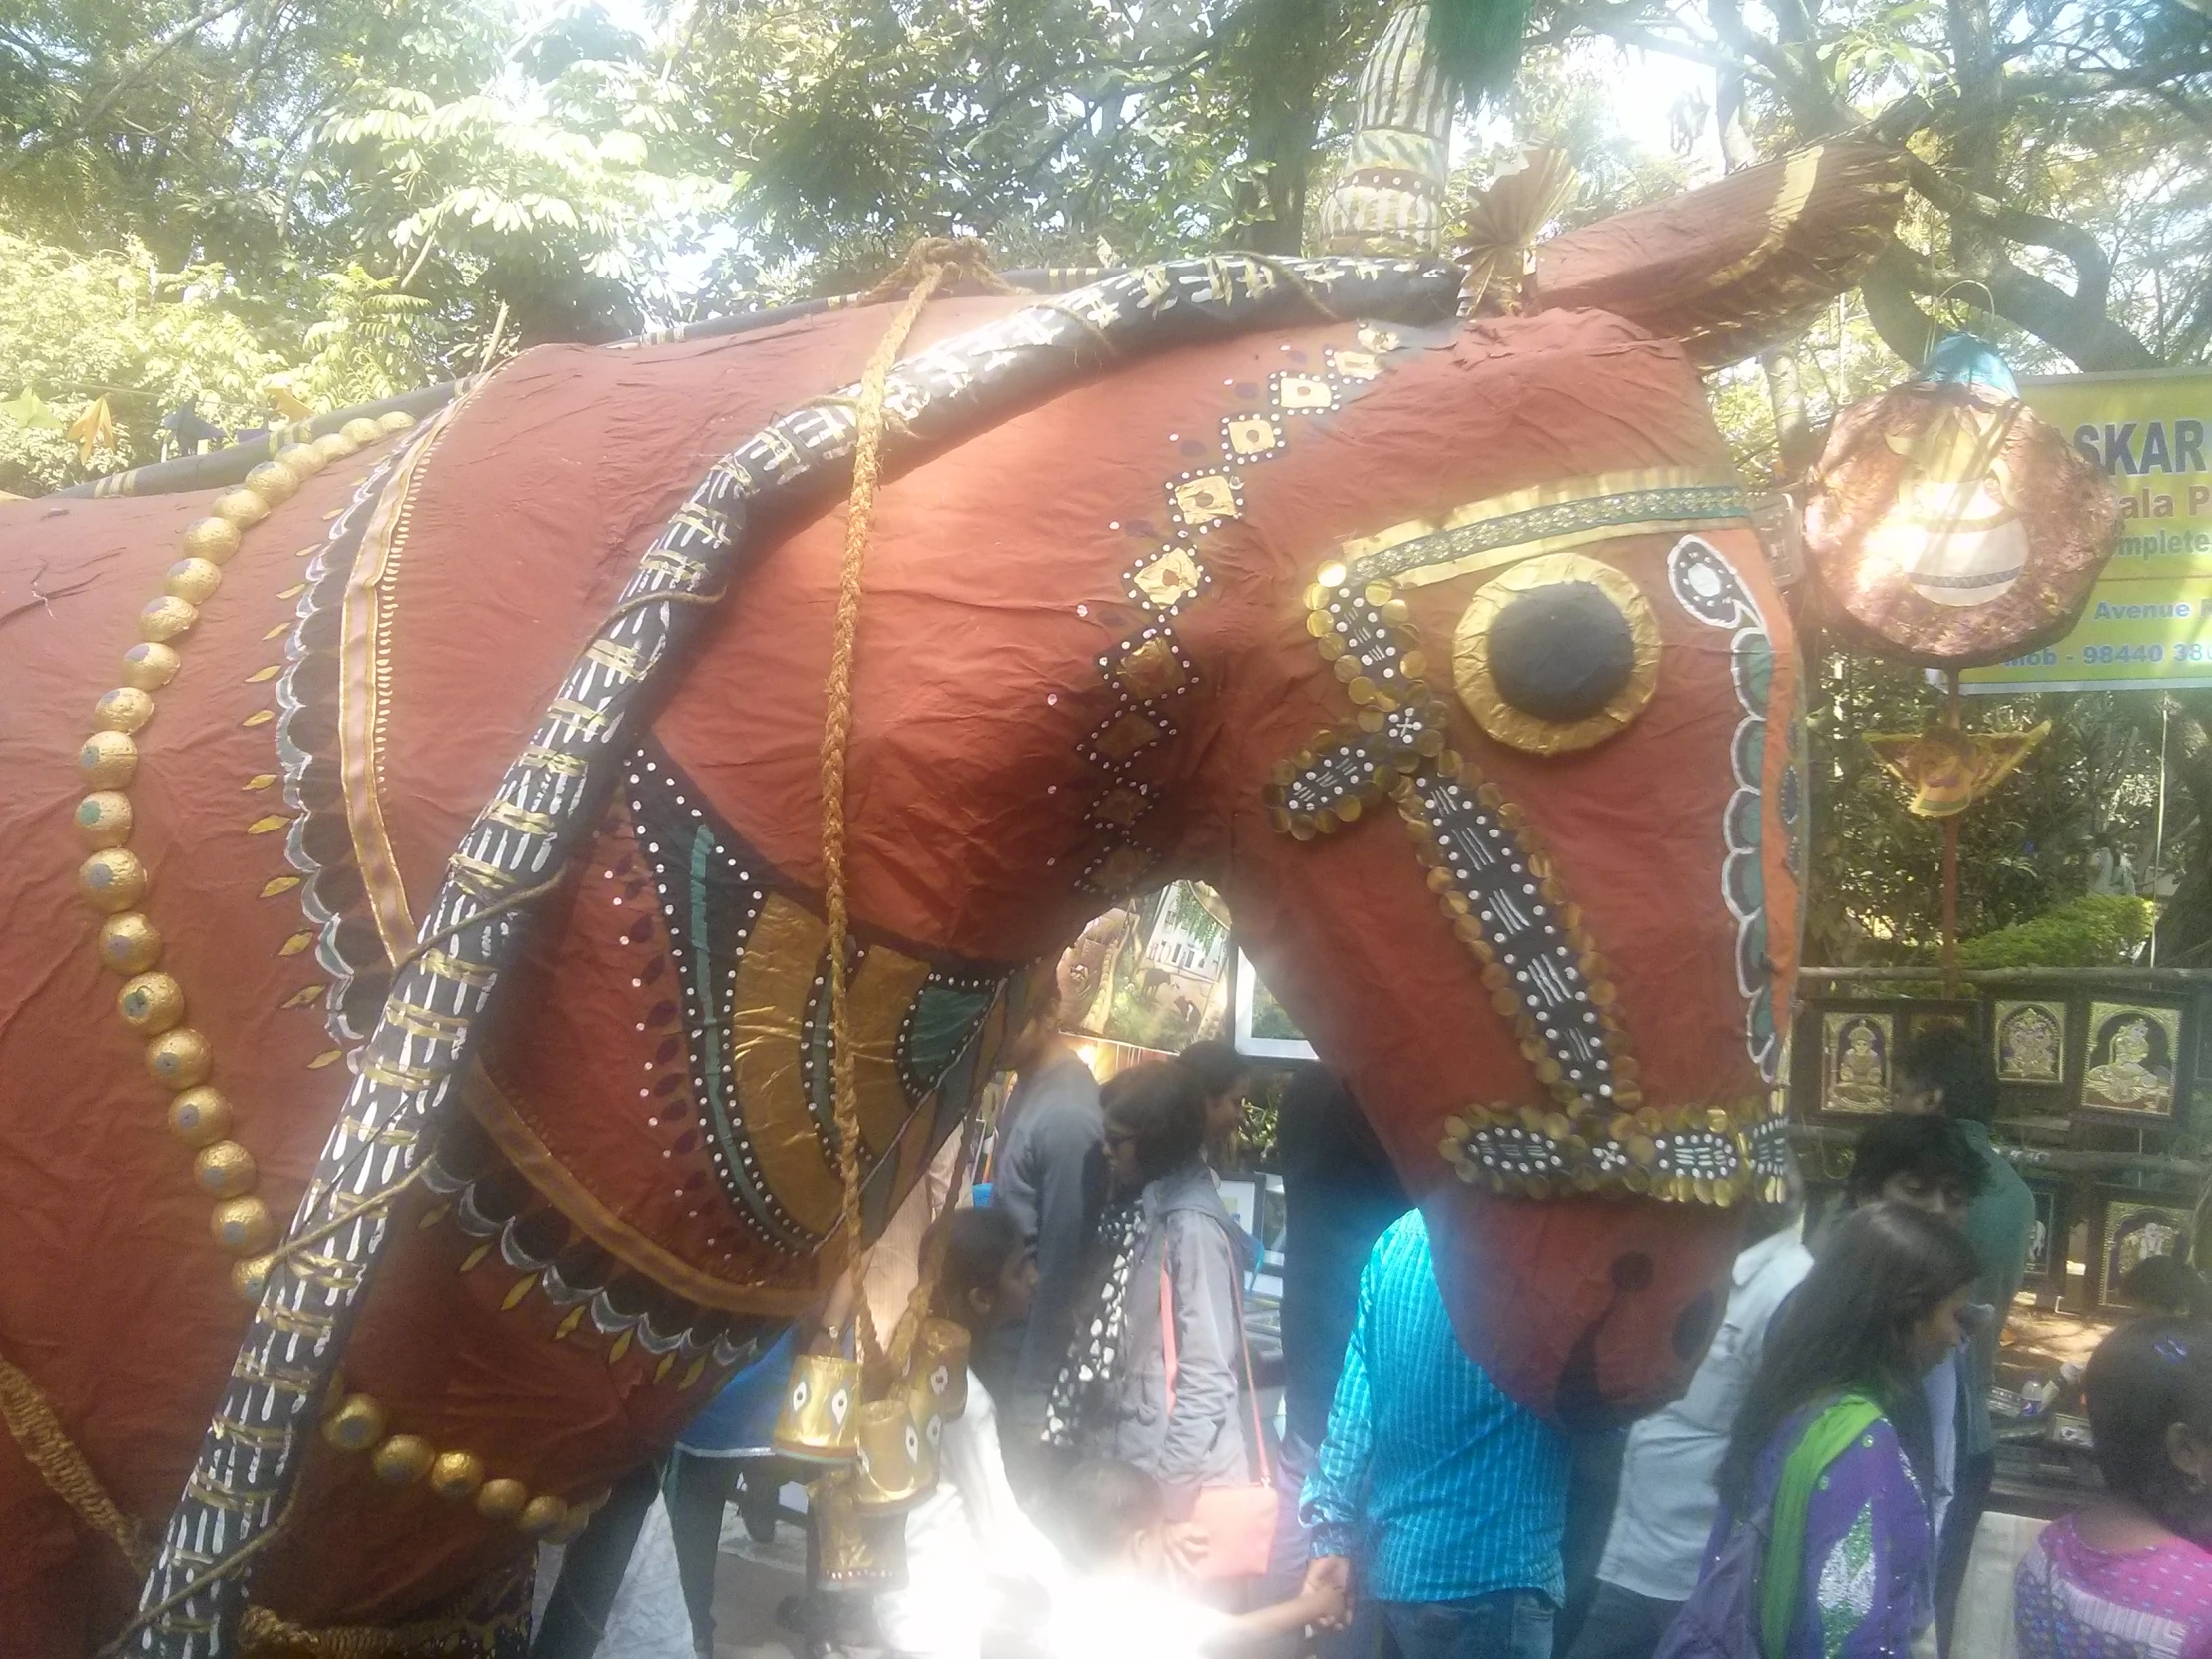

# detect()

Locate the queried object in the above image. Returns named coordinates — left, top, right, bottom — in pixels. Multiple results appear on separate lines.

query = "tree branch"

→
left=0, top=0, right=253, bottom=176
left=1904, top=151, right=2114, bottom=316
left=1878, top=232, right=2160, bottom=371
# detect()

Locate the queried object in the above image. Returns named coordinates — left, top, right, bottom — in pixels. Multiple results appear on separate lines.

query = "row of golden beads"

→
left=321, top=1392, right=602, bottom=1543
left=76, top=412, right=417, bottom=1303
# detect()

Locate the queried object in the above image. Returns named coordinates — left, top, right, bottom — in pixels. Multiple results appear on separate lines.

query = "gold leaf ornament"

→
left=1452, top=149, right=1579, bottom=315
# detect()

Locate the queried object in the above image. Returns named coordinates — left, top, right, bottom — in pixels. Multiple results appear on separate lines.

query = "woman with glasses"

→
left=1044, top=1060, right=1256, bottom=1520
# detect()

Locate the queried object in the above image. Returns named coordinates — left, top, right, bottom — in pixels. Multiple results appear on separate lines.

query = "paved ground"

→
left=708, top=1494, right=810, bottom=1659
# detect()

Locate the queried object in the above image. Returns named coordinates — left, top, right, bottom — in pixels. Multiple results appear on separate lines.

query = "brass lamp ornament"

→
left=1805, top=333, right=2117, bottom=668
left=1862, top=721, right=2050, bottom=818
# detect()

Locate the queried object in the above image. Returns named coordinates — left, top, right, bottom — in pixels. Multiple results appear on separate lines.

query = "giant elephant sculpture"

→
left=0, top=144, right=1904, bottom=1654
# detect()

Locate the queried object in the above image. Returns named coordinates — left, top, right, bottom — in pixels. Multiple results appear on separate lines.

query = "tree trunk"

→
left=2150, top=693, right=2212, bottom=965
left=1236, top=0, right=1332, bottom=252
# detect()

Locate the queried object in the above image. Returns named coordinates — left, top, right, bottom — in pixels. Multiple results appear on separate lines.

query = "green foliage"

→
left=1804, top=657, right=2166, bottom=965
left=0, top=232, right=279, bottom=492
left=1956, top=894, right=2155, bottom=970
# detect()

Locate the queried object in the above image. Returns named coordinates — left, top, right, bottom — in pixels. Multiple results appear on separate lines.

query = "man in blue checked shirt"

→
left=1300, top=1207, right=1572, bottom=1659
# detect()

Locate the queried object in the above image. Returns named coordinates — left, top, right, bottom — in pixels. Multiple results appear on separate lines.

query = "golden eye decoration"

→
left=1451, top=553, right=1660, bottom=756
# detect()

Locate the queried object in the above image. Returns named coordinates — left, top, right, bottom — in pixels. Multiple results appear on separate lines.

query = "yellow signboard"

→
left=1962, top=367, right=2212, bottom=691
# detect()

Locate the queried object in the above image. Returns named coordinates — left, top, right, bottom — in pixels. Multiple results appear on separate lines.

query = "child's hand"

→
left=1300, top=1556, right=1352, bottom=1629
left=1298, top=1580, right=1349, bottom=1630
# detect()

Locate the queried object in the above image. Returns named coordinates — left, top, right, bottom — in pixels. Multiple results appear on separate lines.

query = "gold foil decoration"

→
left=370, top=1434, right=434, bottom=1484
left=1111, top=636, right=1188, bottom=701
left=94, top=687, right=155, bottom=734
left=79, top=848, right=148, bottom=913
left=140, top=596, right=199, bottom=642
left=814, top=1468, right=909, bottom=1590
left=117, top=971, right=185, bottom=1033
left=181, top=517, right=244, bottom=565
left=1172, top=475, right=1239, bottom=525
left=192, top=1141, right=259, bottom=1198
left=209, top=1195, right=275, bottom=1255
left=1862, top=721, right=2049, bottom=817
left=120, top=641, right=181, bottom=690
left=1451, top=553, right=1660, bottom=755
left=98, top=911, right=161, bottom=973
left=79, top=730, right=139, bottom=788
left=429, top=1451, right=487, bottom=1501
left=1131, top=548, right=1204, bottom=610
left=518, top=1494, right=570, bottom=1537
left=341, top=417, right=384, bottom=446
left=322, top=1393, right=388, bottom=1453
left=910, top=1319, right=970, bottom=1421
left=243, top=461, right=300, bottom=505
left=772, top=1351, right=862, bottom=1463
left=213, top=488, right=271, bottom=528
left=1453, top=148, right=1579, bottom=314
left=165, top=557, right=224, bottom=604
left=476, top=1479, right=529, bottom=1523
left=75, top=791, right=133, bottom=847
left=851, top=1399, right=928, bottom=1511
left=168, top=1086, right=232, bottom=1146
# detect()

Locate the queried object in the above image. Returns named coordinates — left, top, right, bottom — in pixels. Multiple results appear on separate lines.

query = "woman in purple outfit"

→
left=1661, top=1204, right=1979, bottom=1659
left=2014, top=1315, right=2212, bottom=1659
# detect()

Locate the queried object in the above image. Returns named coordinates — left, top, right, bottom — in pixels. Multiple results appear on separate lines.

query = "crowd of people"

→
left=542, top=994, right=2212, bottom=1659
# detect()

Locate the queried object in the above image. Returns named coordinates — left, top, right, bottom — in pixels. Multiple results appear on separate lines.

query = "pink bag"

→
left=1160, top=1252, right=1280, bottom=1579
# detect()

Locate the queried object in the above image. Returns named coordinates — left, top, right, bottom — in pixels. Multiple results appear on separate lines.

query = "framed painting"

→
left=1993, top=999, right=2067, bottom=1085
left=1231, top=948, right=1318, bottom=1063
left=2099, top=1193, right=2196, bottom=1305
left=2080, top=1000, right=2184, bottom=1120
left=2021, top=1184, right=2068, bottom=1289
left=1059, top=882, right=1232, bottom=1052
left=1819, top=1008, right=1896, bottom=1116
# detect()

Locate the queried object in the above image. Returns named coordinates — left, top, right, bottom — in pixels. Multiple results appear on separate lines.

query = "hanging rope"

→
left=821, top=237, right=1006, bottom=1364
left=0, top=1350, right=148, bottom=1574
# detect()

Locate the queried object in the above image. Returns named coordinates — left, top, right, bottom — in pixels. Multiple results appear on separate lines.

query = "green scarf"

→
left=1759, top=1393, right=1885, bottom=1659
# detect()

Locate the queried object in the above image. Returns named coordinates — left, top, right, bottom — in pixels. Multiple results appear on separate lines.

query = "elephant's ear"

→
left=1532, top=144, right=1908, bottom=369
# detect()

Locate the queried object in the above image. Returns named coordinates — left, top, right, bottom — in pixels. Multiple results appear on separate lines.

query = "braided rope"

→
left=820, top=243, right=980, bottom=1362
left=236, top=1598, right=505, bottom=1658
left=0, top=1350, right=148, bottom=1574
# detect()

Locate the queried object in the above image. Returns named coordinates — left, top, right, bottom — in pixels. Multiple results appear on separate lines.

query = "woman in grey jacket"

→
left=1045, top=1061, right=1255, bottom=1516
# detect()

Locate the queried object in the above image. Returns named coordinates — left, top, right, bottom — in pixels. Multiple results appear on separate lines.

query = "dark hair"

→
left=1843, top=1114, right=1990, bottom=1207
left=932, top=1207, right=1024, bottom=1333
left=1178, top=1039, right=1248, bottom=1099
left=1718, top=1204, right=1981, bottom=1512
left=1046, top=1459, right=1164, bottom=1566
left=2119, top=1255, right=2209, bottom=1319
left=1897, top=1023, right=1998, bottom=1125
left=1101, top=1061, right=1207, bottom=1184
left=2084, top=1318, right=2212, bottom=1529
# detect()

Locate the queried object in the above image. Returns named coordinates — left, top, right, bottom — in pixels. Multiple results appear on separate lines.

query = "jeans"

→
left=1562, top=1581, right=1681, bottom=1659
left=1380, top=1592, right=1554, bottom=1659
left=531, top=1460, right=662, bottom=1659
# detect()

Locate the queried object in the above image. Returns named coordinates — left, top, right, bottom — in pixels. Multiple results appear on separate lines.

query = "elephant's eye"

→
left=1452, top=552, right=1659, bottom=754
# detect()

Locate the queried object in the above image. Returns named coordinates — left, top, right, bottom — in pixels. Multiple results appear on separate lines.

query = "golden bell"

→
left=850, top=1399, right=929, bottom=1513
left=770, top=1351, right=862, bottom=1463
left=902, top=1377, right=944, bottom=1492
left=910, top=1319, right=971, bottom=1421
left=813, top=1468, right=909, bottom=1591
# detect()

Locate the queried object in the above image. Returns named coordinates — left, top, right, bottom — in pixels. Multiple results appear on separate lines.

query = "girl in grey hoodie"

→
left=1047, top=1061, right=1257, bottom=1517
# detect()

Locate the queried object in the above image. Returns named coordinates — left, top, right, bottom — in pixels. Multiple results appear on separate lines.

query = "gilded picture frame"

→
left=2080, top=1001, right=2182, bottom=1119
left=1993, top=999, right=2067, bottom=1085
